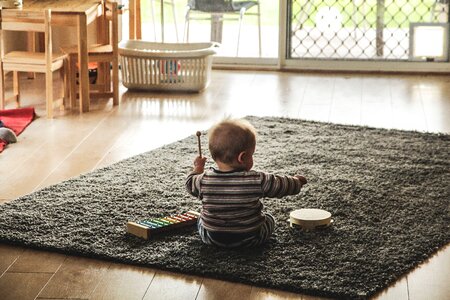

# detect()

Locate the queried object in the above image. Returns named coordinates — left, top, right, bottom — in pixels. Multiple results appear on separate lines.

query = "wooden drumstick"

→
left=196, top=131, right=202, bottom=157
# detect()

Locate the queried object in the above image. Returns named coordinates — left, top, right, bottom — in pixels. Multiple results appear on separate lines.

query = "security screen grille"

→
left=289, top=0, right=450, bottom=60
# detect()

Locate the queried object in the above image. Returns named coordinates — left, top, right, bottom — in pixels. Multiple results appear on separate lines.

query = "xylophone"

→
left=127, top=211, right=200, bottom=240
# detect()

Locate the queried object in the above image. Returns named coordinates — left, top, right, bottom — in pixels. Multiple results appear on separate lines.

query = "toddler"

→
left=186, top=118, right=307, bottom=248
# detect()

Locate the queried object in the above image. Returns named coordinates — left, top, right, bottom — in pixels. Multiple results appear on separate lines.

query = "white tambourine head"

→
left=289, top=208, right=333, bottom=230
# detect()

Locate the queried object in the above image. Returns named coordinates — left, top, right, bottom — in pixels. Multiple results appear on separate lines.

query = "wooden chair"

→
left=61, top=0, right=119, bottom=109
left=0, top=9, right=68, bottom=118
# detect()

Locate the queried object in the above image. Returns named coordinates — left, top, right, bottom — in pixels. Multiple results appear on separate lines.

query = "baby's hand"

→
left=193, top=156, right=207, bottom=173
left=295, top=175, right=307, bottom=185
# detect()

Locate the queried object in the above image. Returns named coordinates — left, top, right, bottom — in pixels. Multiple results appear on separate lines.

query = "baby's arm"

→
left=185, top=156, right=207, bottom=198
left=261, top=172, right=307, bottom=198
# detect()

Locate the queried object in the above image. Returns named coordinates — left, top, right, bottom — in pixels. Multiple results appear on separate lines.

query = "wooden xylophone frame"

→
left=126, top=211, right=200, bottom=240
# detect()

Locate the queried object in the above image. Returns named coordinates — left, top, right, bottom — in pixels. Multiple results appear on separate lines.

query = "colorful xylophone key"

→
left=126, top=211, right=200, bottom=240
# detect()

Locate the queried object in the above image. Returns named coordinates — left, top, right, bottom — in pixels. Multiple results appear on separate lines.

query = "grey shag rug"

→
left=1, top=116, right=449, bottom=299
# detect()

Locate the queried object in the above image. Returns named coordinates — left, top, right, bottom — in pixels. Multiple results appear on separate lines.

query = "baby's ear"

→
left=237, top=151, right=246, bottom=164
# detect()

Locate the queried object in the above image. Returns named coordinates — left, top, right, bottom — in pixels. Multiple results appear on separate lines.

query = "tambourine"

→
left=289, top=208, right=333, bottom=230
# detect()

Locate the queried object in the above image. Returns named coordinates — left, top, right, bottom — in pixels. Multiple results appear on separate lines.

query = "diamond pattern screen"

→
left=289, top=0, right=449, bottom=60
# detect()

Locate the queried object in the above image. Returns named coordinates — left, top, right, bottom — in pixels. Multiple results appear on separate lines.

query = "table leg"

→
left=78, top=13, right=90, bottom=113
left=97, top=11, right=107, bottom=93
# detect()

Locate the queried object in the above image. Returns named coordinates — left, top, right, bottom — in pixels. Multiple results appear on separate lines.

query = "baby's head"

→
left=208, top=118, right=256, bottom=171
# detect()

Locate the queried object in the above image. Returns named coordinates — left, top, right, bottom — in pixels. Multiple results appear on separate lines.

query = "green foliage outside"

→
left=140, top=0, right=279, bottom=27
left=139, top=0, right=438, bottom=29
left=292, top=0, right=437, bottom=29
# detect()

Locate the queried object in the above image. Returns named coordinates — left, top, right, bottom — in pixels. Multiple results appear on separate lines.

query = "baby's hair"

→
left=208, top=118, right=257, bottom=164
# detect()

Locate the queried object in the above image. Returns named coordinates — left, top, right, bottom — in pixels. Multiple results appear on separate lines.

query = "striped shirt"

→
left=186, top=168, right=303, bottom=233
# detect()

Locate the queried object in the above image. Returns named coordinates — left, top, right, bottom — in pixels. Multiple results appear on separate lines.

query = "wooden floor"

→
left=0, top=70, right=449, bottom=300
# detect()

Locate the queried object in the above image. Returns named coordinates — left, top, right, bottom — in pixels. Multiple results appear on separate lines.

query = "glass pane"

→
left=131, top=0, right=278, bottom=58
left=289, top=0, right=450, bottom=61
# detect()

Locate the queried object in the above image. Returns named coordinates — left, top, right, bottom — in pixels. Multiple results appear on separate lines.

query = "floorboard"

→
left=0, top=70, right=449, bottom=300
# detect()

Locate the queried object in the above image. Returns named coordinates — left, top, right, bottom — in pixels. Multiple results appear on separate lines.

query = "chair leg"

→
left=13, top=71, right=20, bottom=107
left=112, top=59, right=119, bottom=106
left=170, top=0, right=179, bottom=42
left=69, top=54, right=77, bottom=108
left=96, top=62, right=106, bottom=93
left=104, top=63, right=111, bottom=92
left=62, top=58, right=69, bottom=110
left=150, top=0, right=158, bottom=41
left=0, top=64, right=5, bottom=110
left=236, top=8, right=247, bottom=57
left=183, top=7, right=191, bottom=42
left=46, top=69, right=53, bottom=118
left=257, top=3, right=262, bottom=57
left=27, top=32, right=37, bottom=80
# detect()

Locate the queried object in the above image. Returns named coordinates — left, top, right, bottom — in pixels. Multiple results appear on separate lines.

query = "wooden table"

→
left=0, top=0, right=103, bottom=113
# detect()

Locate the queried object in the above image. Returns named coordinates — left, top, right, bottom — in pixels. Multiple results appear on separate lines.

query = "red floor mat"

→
left=0, top=107, right=35, bottom=153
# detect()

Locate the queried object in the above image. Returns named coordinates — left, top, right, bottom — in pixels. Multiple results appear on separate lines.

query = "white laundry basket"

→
left=118, top=40, right=219, bottom=92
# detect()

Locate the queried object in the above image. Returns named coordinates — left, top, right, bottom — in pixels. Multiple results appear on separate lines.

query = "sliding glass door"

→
left=121, top=0, right=450, bottom=71
left=289, top=0, right=449, bottom=61
left=283, top=0, right=450, bottom=71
